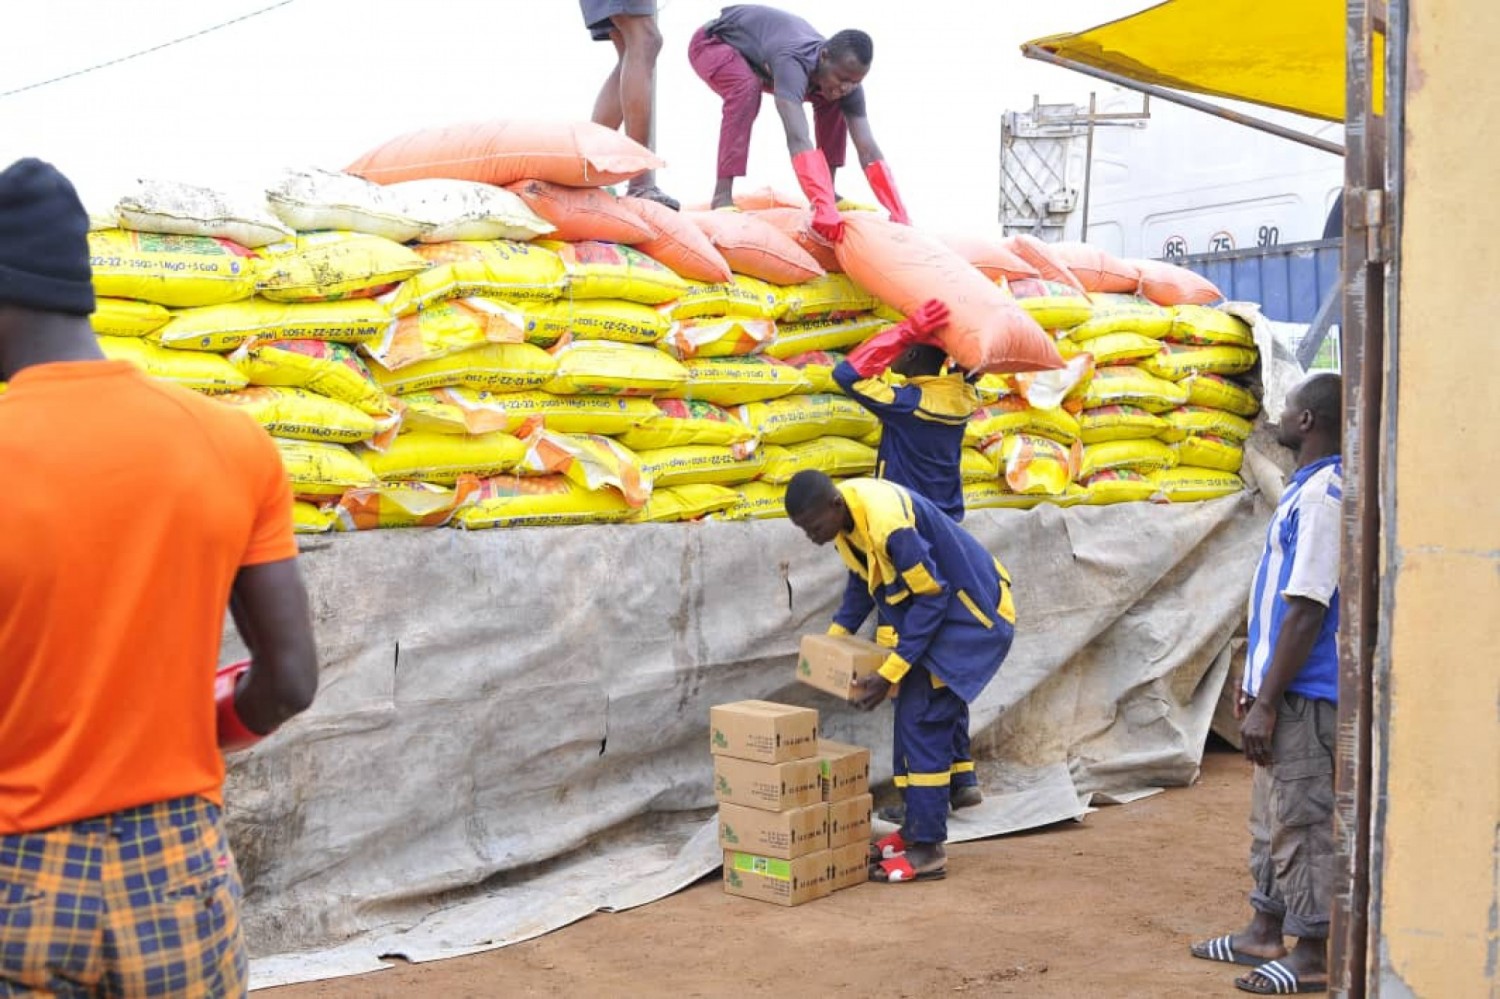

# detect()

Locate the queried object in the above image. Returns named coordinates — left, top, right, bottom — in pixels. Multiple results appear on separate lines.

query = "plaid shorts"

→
left=0, top=796, right=246, bottom=998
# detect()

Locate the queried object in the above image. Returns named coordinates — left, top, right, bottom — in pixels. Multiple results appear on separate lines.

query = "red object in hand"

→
left=864, top=160, right=911, bottom=225
left=791, top=149, right=845, bottom=244
left=845, top=298, right=951, bottom=376
left=215, top=660, right=263, bottom=753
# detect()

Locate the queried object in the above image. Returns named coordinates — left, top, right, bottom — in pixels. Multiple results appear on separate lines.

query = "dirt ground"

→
left=269, top=746, right=1254, bottom=999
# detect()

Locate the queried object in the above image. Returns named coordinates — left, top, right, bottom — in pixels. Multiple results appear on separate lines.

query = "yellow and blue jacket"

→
left=832, top=361, right=980, bottom=522
left=827, top=479, right=1015, bottom=703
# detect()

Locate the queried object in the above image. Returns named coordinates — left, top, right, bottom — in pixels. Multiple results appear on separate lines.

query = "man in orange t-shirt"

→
left=0, top=158, right=320, bottom=997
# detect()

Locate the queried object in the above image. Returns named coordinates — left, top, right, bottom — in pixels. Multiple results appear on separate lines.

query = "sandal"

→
left=1190, top=934, right=1284, bottom=967
left=1235, top=960, right=1328, bottom=994
left=869, top=854, right=946, bottom=883
left=868, top=830, right=906, bottom=863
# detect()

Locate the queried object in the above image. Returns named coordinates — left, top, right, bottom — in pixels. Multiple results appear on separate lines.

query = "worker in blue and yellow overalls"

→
left=832, top=299, right=985, bottom=820
left=786, top=471, right=1015, bottom=883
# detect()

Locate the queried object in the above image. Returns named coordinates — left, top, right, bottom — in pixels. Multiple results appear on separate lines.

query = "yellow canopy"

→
left=1025, top=0, right=1382, bottom=122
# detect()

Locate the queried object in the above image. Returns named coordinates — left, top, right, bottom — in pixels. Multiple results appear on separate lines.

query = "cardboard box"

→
left=830, top=840, right=870, bottom=892
left=828, top=793, right=874, bottom=849
left=795, top=634, right=891, bottom=701
left=723, top=849, right=833, bottom=906
left=814, top=739, right=871, bottom=802
left=714, top=756, right=823, bottom=812
left=710, top=700, right=819, bottom=763
left=718, top=802, right=828, bottom=859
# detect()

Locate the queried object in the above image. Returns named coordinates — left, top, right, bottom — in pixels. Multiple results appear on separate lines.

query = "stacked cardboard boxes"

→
left=711, top=700, right=873, bottom=904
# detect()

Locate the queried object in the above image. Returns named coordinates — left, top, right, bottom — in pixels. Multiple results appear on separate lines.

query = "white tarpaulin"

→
left=228, top=490, right=1271, bottom=990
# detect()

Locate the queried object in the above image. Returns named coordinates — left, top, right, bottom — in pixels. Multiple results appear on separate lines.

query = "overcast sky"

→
left=0, top=0, right=1162, bottom=230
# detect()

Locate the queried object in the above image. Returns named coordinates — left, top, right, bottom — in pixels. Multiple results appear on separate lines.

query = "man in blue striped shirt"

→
left=1191, top=372, right=1342, bottom=995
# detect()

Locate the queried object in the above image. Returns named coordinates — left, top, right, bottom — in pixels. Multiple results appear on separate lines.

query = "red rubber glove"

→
left=845, top=299, right=950, bottom=376
left=215, top=659, right=265, bottom=753
left=791, top=149, right=845, bottom=244
left=864, top=160, right=911, bottom=225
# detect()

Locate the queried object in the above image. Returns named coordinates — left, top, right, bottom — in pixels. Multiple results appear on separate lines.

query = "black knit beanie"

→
left=0, top=158, right=96, bottom=316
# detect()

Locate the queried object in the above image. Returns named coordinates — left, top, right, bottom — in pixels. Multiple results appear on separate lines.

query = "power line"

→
left=0, top=1, right=296, bottom=101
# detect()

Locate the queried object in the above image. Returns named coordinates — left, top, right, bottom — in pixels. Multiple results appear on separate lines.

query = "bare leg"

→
left=712, top=177, right=736, bottom=210
left=611, top=14, right=676, bottom=208
left=590, top=32, right=627, bottom=130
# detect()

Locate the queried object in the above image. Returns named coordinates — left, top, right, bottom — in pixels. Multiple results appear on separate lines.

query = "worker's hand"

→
left=215, top=659, right=266, bottom=753
left=864, top=160, right=911, bottom=226
left=1239, top=699, right=1277, bottom=767
left=792, top=149, right=845, bottom=244
left=906, top=299, right=950, bottom=339
left=810, top=203, right=846, bottom=244
left=851, top=674, right=893, bottom=712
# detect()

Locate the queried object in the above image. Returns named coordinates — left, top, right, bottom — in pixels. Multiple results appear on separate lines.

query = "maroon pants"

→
left=688, top=25, right=849, bottom=179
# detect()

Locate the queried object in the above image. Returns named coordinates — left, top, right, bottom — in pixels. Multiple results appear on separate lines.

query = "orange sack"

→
left=938, top=233, right=1041, bottom=282
left=621, top=196, right=733, bottom=283
left=1003, top=234, right=1088, bottom=292
left=750, top=208, right=841, bottom=273
left=687, top=211, right=824, bottom=285
left=506, top=180, right=652, bottom=244
left=1132, top=258, right=1225, bottom=306
left=345, top=120, right=664, bottom=187
left=835, top=215, right=1065, bottom=374
left=1049, top=242, right=1141, bottom=293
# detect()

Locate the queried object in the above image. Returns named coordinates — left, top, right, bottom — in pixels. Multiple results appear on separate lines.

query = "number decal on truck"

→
left=1208, top=231, right=1235, bottom=253
left=1162, top=236, right=1188, bottom=259
left=1257, top=225, right=1281, bottom=247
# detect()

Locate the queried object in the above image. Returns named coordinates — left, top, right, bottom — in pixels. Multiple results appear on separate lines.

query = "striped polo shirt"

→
left=1245, top=454, right=1343, bottom=703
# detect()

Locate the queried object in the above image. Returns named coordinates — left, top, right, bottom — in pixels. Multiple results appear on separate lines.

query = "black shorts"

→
left=581, top=0, right=657, bottom=41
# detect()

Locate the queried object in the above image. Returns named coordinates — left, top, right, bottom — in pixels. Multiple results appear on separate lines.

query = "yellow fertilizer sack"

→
left=974, top=373, right=1018, bottom=404
left=661, top=317, right=776, bottom=359
left=1159, top=405, right=1255, bottom=444
left=618, top=398, right=755, bottom=450
left=1080, top=365, right=1189, bottom=412
left=97, top=335, right=247, bottom=393
left=1139, top=343, right=1258, bottom=382
left=961, top=447, right=997, bottom=483
left=519, top=430, right=649, bottom=507
left=985, top=433, right=1081, bottom=496
left=778, top=351, right=843, bottom=393
left=1080, top=469, right=1158, bottom=505
left=157, top=297, right=391, bottom=352
left=256, top=231, right=427, bottom=303
left=1078, top=404, right=1169, bottom=444
left=90, top=298, right=170, bottom=337
left=629, top=483, right=740, bottom=523
left=89, top=229, right=258, bottom=307
left=760, top=437, right=878, bottom=485
left=453, top=474, right=634, bottom=529
left=442, top=388, right=655, bottom=436
left=715, top=480, right=789, bottom=520
left=1079, top=438, right=1178, bottom=478
left=231, top=339, right=392, bottom=416
left=1069, top=331, right=1162, bottom=366
left=962, top=480, right=1045, bottom=511
left=544, top=341, right=688, bottom=396
left=636, top=444, right=768, bottom=487
left=292, top=500, right=338, bottom=534
left=335, top=478, right=481, bottom=531
left=1181, top=373, right=1260, bottom=418
left=518, top=298, right=669, bottom=347
left=381, top=239, right=565, bottom=315
left=542, top=240, right=689, bottom=305
left=778, top=273, right=878, bottom=322
left=735, top=393, right=877, bottom=445
left=274, top=439, right=379, bottom=498
left=1151, top=467, right=1245, bottom=503
left=1067, top=294, right=1172, bottom=341
left=215, top=386, right=382, bottom=445
left=660, top=275, right=788, bottom=322
left=1172, top=434, right=1245, bottom=473
left=364, top=299, right=524, bottom=372
left=764, top=315, right=886, bottom=359
left=1168, top=305, right=1254, bottom=346
left=1011, top=282, right=1093, bottom=331
left=396, top=392, right=470, bottom=435
left=668, top=356, right=810, bottom=405
left=357, top=429, right=525, bottom=484
left=370, top=342, right=556, bottom=395
left=967, top=398, right=1079, bottom=447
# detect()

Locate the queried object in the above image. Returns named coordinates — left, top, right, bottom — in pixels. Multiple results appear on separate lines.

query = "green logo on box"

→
left=712, top=729, right=728, bottom=748
left=722, top=823, right=738, bottom=844
left=717, top=775, right=731, bottom=795
left=798, top=657, right=811, bottom=676
left=727, top=869, right=743, bottom=888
